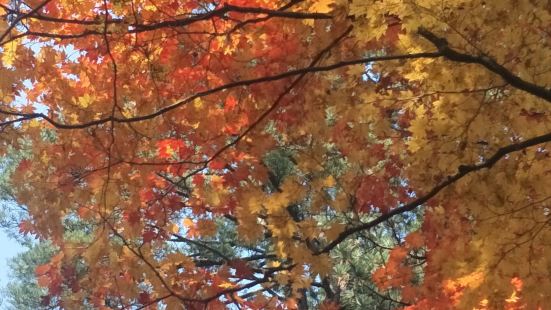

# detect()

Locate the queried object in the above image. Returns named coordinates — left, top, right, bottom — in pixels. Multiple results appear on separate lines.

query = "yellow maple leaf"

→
left=2, top=40, right=19, bottom=68
left=308, top=0, right=339, bottom=13
left=193, top=97, right=203, bottom=109
left=73, top=94, right=93, bottom=108
left=218, top=281, right=234, bottom=289
left=205, top=190, right=221, bottom=207
left=322, top=175, right=336, bottom=187
left=505, top=291, right=520, bottom=304
left=169, top=223, right=179, bottom=234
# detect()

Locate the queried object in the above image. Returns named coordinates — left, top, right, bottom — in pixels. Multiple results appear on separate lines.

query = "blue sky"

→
left=0, top=230, right=23, bottom=290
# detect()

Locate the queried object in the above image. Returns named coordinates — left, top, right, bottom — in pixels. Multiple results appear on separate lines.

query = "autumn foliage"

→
left=1, top=0, right=551, bottom=308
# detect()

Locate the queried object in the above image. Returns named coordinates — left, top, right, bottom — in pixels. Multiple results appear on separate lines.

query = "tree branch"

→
left=0, top=51, right=442, bottom=129
left=0, top=0, right=51, bottom=43
left=418, top=27, right=551, bottom=103
left=319, top=130, right=551, bottom=253
left=0, top=3, right=331, bottom=45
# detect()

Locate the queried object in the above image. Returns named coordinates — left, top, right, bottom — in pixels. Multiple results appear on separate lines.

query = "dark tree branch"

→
left=319, top=130, right=551, bottom=253
left=169, top=233, right=232, bottom=262
left=135, top=294, right=173, bottom=310
left=418, top=27, right=551, bottom=103
left=313, top=27, right=551, bottom=254
left=0, top=3, right=331, bottom=45
left=226, top=0, right=307, bottom=34
left=133, top=3, right=331, bottom=32
left=0, top=0, right=51, bottom=42
left=0, top=51, right=442, bottom=129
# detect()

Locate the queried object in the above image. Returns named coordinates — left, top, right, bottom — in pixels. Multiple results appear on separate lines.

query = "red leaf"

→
left=319, top=301, right=341, bottom=310
left=157, top=139, right=190, bottom=159
left=356, top=176, right=389, bottom=213
left=193, top=174, right=205, bottom=185
left=138, top=292, right=151, bottom=305
left=37, top=274, right=51, bottom=287
left=142, top=230, right=157, bottom=243
left=229, top=259, right=255, bottom=279
left=405, top=232, right=424, bottom=248
left=77, top=206, right=92, bottom=219
left=45, top=2, right=59, bottom=15
left=19, top=220, right=35, bottom=236
left=123, top=210, right=141, bottom=225
left=17, top=159, right=32, bottom=173
left=209, top=160, right=226, bottom=170
left=35, top=264, right=50, bottom=276
left=224, top=95, right=238, bottom=112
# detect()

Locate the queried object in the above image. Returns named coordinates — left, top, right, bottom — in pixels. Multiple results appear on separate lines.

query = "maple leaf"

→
left=224, top=95, right=238, bottom=112
left=157, top=139, right=190, bottom=159
left=2, top=39, right=18, bottom=67
left=37, top=274, right=51, bottom=288
left=142, top=230, right=157, bottom=243
left=510, top=277, right=523, bottom=292
left=319, top=301, right=340, bottom=310
left=405, top=231, right=424, bottom=248
left=18, top=220, right=35, bottom=236
left=310, top=254, right=332, bottom=276
left=355, top=175, right=390, bottom=213
left=123, top=210, right=141, bottom=225
left=17, top=159, right=32, bottom=173
left=228, top=259, right=255, bottom=279
left=196, top=219, right=217, bottom=237
left=138, top=292, right=151, bottom=305
left=325, top=223, right=345, bottom=241
left=3, top=0, right=551, bottom=308
left=209, top=160, right=226, bottom=170
left=35, top=264, right=50, bottom=276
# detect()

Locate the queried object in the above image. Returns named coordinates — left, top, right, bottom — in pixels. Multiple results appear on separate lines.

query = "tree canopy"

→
left=1, top=0, right=550, bottom=309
